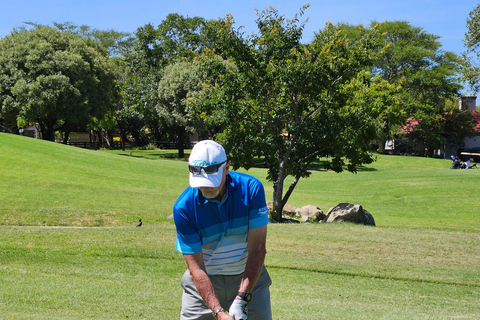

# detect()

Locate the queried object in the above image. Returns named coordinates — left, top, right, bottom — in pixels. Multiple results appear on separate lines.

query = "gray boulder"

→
left=324, top=203, right=375, bottom=226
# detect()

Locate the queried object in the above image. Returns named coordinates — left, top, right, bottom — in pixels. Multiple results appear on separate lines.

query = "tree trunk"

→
left=90, top=130, right=96, bottom=143
left=101, top=130, right=111, bottom=149
left=273, top=165, right=286, bottom=222
left=177, top=126, right=185, bottom=158
left=41, top=123, right=55, bottom=141
left=121, top=132, right=127, bottom=151
left=130, top=129, right=141, bottom=148
left=377, top=138, right=386, bottom=153
left=62, top=131, right=70, bottom=144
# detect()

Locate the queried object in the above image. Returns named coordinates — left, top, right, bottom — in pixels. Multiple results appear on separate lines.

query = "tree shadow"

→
left=248, top=158, right=377, bottom=172
left=115, top=151, right=377, bottom=171
left=115, top=150, right=189, bottom=161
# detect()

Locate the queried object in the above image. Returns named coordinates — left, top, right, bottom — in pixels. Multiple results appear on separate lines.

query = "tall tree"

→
left=157, top=60, right=203, bottom=158
left=370, top=21, right=463, bottom=153
left=27, top=22, right=137, bottom=146
left=342, top=71, right=407, bottom=153
left=463, top=4, right=480, bottom=92
left=195, top=6, right=383, bottom=221
left=0, top=26, right=117, bottom=141
left=28, top=21, right=136, bottom=57
left=122, top=14, right=210, bottom=149
left=156, top=13, right=209, bottom=62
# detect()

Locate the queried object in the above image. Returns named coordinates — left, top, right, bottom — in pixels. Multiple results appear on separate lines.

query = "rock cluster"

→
left=267, top=202, right=375, bottom=226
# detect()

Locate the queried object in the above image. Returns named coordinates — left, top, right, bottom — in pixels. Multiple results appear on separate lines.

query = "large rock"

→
left=324, top=203, right=375, bottom=226
left=299, top=205, right=326, bottom=222
left=266, top=202, right=298, bottom=218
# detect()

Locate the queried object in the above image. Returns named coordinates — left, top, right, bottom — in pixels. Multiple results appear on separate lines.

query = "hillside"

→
left=1, top=133, right=480, bottom=318
left=1, top=132, right=479, bottom=231
left=0, top=133, right=188, bottom=226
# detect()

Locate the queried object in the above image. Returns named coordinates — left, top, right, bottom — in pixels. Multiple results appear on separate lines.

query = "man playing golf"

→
left=173, top=140, right=272, bottom=320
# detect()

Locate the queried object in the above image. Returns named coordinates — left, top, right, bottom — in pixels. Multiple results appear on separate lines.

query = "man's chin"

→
left=200, top=189, right=220, bottom=199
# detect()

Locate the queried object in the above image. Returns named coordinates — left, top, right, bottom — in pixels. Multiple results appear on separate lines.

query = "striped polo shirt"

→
left=173, top=171, right=269, bottom=275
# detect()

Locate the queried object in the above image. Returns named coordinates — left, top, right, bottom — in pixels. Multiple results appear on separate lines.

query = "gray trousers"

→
left=180, top=266, right=272, bottom=320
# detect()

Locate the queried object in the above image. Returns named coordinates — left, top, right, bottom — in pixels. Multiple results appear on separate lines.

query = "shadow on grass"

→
left=246, top=158, right=377, bottom=172
left=306, top=161, right=377, bottom=173
left=114, top=150, right=377, bottom=171
left=116, top=150, right=189, bottom=161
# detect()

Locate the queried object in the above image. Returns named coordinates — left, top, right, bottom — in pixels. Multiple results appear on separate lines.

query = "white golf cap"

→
left=188, top=140, right=227, bottom=188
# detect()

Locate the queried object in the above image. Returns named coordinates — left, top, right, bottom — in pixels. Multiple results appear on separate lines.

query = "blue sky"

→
left=0, top=0, right=477, bottom=56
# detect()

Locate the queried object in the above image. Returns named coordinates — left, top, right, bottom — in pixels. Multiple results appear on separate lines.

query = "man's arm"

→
left=237, top=224, right=268, bottom=296
left=183, top=252, right=232, bottom=320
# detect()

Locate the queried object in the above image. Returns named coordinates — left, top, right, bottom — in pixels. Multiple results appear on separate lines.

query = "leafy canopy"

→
left=194, top=6, right=384, bottom=221
left=157, top=59, right=204, bottom=157
left=0, top=26, right=117, bottom=141
left=463, top=4, right=480, bottom=93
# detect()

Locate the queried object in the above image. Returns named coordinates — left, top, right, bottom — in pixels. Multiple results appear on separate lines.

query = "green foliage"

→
left=196, top=6, right=382, bottom=221
left=443, top=107, right=477, bottom=146
left=465, top=5, right=480, bottom=50
left=0, top=26, right=117, bottom=141
left=463, top=4, right=480, bottom=92
left=29, top=22, right=138, bottom=146
left=342, top=71, right=407, bottom=151
left=119, top=14, right=213, bottom=149
left=367, top=20, right=464, bottom=151
left=408, top=106, right=476, bottom=152
left=370, top=21, right=463, bottom=116
left=26, top=21, right=136, bottom=57
left=132, top=14, right=208, bottom=69
left=157, top=60, right=203, bottom=127
left=371, top=21, right=442, bottom=82
left=156, top=14, right=209, bottom=61
left=157, top=59, right=204, bottom=157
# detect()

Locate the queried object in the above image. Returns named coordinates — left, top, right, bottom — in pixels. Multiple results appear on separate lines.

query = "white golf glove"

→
left=228, top=298, right=248, bottom=320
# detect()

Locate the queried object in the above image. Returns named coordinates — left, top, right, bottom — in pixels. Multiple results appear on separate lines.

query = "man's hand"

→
left=229, top=298, right=248, bottom=319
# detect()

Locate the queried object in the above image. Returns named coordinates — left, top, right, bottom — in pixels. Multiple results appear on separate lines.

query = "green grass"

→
left=283, top=154, right=480, bottom=232
left=2, top=133, right=479, bottom=231
left=0, top=225, right=182, bottom=319
left=1, top=224, right=479, bottom=319
left=1, top=132, right=480, bottom=319
left=0, top=133, right=190, bottom=226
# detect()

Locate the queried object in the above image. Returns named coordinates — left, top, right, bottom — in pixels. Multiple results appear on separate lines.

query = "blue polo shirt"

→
left=173, top=171, right=269, bottom=275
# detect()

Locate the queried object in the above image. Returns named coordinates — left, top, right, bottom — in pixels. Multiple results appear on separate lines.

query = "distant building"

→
left=458, top=95, right=480, bottom=151
left=22, top=124, right=39, bottom=138
left=385, top=95, right=480, bottom=158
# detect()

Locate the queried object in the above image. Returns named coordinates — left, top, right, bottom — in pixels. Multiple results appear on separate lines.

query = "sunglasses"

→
left=189, top=160, right=227, bottom=175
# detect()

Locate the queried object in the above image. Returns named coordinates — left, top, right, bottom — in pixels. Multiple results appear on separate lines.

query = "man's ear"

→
left=224, top=160, right=231, bottom=173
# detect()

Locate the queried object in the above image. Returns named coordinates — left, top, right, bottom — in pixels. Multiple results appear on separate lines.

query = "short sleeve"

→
left=247, top=179, right=270, bottom=229
left=173, top=190, right=202, bottom=254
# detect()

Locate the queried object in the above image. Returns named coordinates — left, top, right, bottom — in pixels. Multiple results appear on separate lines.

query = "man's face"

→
left=198, top=162, right=229, bottom=200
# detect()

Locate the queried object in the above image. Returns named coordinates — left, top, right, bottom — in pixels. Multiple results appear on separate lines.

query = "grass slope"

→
left=0, top=133, right=190, bottom=226
left=2, top=132, right=479, bottom=231
left=1, top=133, right=480, bottom=318
left=285, top=153, right=480, bottom=232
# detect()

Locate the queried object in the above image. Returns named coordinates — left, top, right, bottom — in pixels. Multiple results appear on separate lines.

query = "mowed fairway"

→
left=1, top=133, right=480, bottom=319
